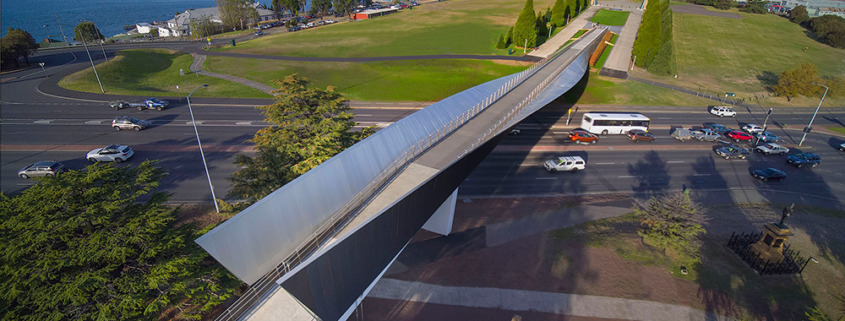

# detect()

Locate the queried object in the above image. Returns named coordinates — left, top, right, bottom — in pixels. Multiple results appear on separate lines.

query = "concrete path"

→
left=189, top=53, right=277, bottom=94
left=368, top=278, right=735, bottom=321
left=485, top=204, right=631, bottom=247
left=603, top=3, right=644, bottom=75
left=530, top=6, right=601, bottom=58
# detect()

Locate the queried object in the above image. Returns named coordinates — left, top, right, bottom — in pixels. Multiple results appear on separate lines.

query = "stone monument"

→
left=750, top=204, right=795, bottom=263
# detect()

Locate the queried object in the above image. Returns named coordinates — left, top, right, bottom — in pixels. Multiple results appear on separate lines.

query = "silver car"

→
left=87, top=144, right=134, bottom=163
left=18, top=161, right=67, bottom=179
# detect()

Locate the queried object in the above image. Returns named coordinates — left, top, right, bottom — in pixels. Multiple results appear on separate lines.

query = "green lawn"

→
left=829, top=127, right=845, bottom=135
left=572, top=29, right=587, bottom=38
left=562, top=71, right=717, bottom=106
left=59, top=49, right=270, bottom=99
left=594, top=46, right=613, bottom=70
left=205, top=56, right=528, bottom=101
left=215, top=0, right=565, bottom=57
left=632, top=8, right=845, bottom=107
left=589, top=9, right=631, bottom=26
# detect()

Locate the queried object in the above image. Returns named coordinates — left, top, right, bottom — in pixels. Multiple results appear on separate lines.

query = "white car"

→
left=742, top=124, right=764, bottom=134
left=87, top=144, right=134, bottom=163
left=839, top=143, right=845, bottom=152
left=709, top=106, right=736, bottom=117
left=544, top=156, right=586, bottom=173
left=755, top=143, right=789, bottom=155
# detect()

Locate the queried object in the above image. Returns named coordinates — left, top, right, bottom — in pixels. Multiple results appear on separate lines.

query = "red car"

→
left=727, top=130, right=752, bottom=142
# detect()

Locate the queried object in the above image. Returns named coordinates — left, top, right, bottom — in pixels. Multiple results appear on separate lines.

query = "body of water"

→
left=1, top=0, right=221, bottom=42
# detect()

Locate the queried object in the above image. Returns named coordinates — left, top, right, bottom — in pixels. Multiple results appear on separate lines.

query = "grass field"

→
left=215, top=0, right=565, bottom=57
left=589, top=9, right=631, bottom=26
left=562, top=71, right=717, bottom=106
left=204, top=56, right=528, bottom=101
left=829, top=127, right=845, bottom=135
left=632, top=8, right=845, bottom=107
left=59, top=49, right=270, bottom=99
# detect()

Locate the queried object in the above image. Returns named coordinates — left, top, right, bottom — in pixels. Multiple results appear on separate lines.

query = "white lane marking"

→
left=595, top=162, right=616, bottom=165
left=85, top=120, right=102, bottom=125
left=667, top=160, right=685, bottom=164
left=617, top=175, right=635, bottom=178
left=552, top=132, right=568, bottom=134
left=658, top=117, right=672, bottom=119
left=235, top=121, right=252, bottom=126
left=355, top=114, right=372, bottom=116
left=518, top=163, right=541, bottom=167
left=693, top=173, right=711, bottom=176
left=536, top=177, right=558, bottom=180
left=33, top=120, right=52, bottom=124
left=186, top=121, right=203, bottom=125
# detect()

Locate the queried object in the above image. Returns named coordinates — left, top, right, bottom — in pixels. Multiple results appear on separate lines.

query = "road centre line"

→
left=693, top=173, right=711, bottom=176
left=617, top=175, right=635, bottom=178
left=595, top=162, right=616, bottom=165
left=535, top=177, right=557, bottom=180
left=667, top=160, right=685, bottom=164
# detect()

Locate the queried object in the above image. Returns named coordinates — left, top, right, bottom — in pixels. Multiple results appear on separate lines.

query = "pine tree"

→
left=632, top=0, right=662, bottom=67
left=496, top=33, right=507, bottom=49
left=513, top=0, right=538, bottom=48
left=536, top=15, right=549, bottom=38
left=551, top=0, right=565, bottom=27
left=506, top=26, right=514, bottom=45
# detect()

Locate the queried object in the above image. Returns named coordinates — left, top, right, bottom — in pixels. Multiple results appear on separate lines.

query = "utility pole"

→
left=186, top=84, right=219, bottom=213
left=56, top=15, right=69, bottom=46
left=80, top=35, right=105, bottom=93
left=524, top=39, right=528, bottom=54
left=755, top=108, right=772, bottom=146
left=799, top=83, right=828, bottom=146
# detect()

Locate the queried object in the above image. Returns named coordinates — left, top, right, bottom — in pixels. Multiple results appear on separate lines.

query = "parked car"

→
left=786, top=152, right=820, bottom=168
left=751, top=168, right=787, bottom=182
left=626, top=129, right=655, bottom=142
left=709, top=106, right=737, bottom=117
left=87, top=144, right=134, bottom=163
left=715, top=145, right=751, bottom=160
left=691, top=128, right=720, bottom=142
left=707, top=123, right=732, bottom=135
left=544, top=156, right=586, bottom=173
left=324, top=19, right=336, bottom=24
left=742, top=124, right=764, bottom=134
left=755, top=143, right=788, bottom=155
left=18, top=161, right=66, bottom=179
left=112, top=116, right=150, bottom=131
left=727, top=130, right=753, bottom=142
left=671, top=128, right=692, bottom=142
left=254, top=30, right=263, bottom=36
left=756, top=131, right=780, bottom=143
left=568, top=130, right=598, bottom=144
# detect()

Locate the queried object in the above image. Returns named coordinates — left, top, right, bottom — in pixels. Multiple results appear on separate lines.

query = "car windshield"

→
left=149, top=98, right=160, bottom=102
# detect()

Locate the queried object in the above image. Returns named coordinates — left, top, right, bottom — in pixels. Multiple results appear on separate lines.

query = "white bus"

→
left=581, top=112, right=650, bottom=135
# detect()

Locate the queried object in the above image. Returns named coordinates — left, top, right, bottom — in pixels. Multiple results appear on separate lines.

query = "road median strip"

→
left=0, top=144, right=255, bottom=153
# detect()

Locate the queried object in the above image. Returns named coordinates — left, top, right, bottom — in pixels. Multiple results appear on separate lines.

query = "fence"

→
left=211, top=26, right=601, bottom=321
left=726, top=231, right=809, bottom=276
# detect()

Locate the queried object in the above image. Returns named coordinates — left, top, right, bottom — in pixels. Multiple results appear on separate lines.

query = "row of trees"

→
left=789, top=6, right=845, bottom=49
left=0, top=27, right=38, bottom=69
left=631, top=0, right=676, bottom=75
left=502, top=0, right=589, bottom=49
left=773, top=63, right=845, bottom=101
left=218, top=0, right=261, bottom=31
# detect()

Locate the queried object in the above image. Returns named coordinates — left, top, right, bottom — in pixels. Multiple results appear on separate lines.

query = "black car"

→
left=751, top=168, right=787, bottom=182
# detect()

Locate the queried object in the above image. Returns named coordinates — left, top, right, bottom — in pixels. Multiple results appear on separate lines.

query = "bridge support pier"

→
left=421, top=188, right=457, bottom=236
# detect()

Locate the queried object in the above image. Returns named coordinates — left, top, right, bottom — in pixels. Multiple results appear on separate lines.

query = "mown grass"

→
left=589, top=9, right=631, bottom=26
left=205, top=56, right=528, bottom=101
left=562, top=71, right=717, bottom=106
left=214, top=0, right=568, bottom=57
left=594, top=46, right=613, bottom=70
left=58, top=49, right=271, bottom=99
left=572, top=29, right=587, bottom=38
left=828, top=127, right=845, bottom=135
left=633, top=8, right=845, bottom=107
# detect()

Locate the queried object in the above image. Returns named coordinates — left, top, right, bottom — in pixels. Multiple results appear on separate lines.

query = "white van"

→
left=544, top=156, right=586, bottom=173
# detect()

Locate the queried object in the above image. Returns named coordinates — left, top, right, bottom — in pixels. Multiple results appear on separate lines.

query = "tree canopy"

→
left=229, top=74, right=374, bottom=202
left=809, top=14, right=845, bottom=49
left=788, top=5, right=809, bottom=24
left=636, top=192, right=706, bottom=261
left=1, top=27, right=38, bottom=69
left=73, top=22, right=104, bottom=43
left=773, top=63, right=823, bottom=101
left=0, top=161, right=240, bottom=321
left=218, top=0, right=260, bottom=31
left=551, top=0, right=566, bottom=27
left=513, top=0, right=538, bottom=48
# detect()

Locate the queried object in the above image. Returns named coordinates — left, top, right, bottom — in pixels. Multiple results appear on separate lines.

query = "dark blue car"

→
left=756, top=131, right=779, bottom=142
left=707, top=123, right=731, bottom=135
left=752, top=168, right=787, bottom=182
left=786, top=152, right=820, bottom=168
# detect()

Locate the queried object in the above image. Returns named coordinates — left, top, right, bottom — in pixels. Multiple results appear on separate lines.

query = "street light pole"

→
left=187, top=84, right=219, bottom=213
left=799, top=83, right=828, bottom=146
left=756, top=108, right=772, bottom=146
left=38, top=62, right=47, bottom=78
left=79, top=35, right=105, bottom=93
left=81, top=19, right=108, bottom=62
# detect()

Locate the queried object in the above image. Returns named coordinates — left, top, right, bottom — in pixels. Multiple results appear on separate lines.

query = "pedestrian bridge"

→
left=196, top=28, right=609, bottom=321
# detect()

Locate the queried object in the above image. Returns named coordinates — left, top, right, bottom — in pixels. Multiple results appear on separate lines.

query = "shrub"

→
left=495, top=33, right=506, bottom=49
left=788, top=5, right=809, bottom=24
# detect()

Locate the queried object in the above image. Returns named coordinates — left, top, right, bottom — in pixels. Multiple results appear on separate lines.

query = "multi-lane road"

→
left=2, top=46, right=845, bottom=205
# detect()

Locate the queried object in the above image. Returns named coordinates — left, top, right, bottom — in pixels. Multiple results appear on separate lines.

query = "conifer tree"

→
left=551, top=0, right=565, bottom=27
left=513, top=0, right=538, bottom=48
left=496, top=33, right=507, bottom=49
left=536, top=15, right=549, bottom=37
left=506, top=26, right=514, bottom=45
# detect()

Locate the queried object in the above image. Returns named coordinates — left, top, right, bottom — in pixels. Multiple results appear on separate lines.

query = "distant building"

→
left=773, top=0, right=845, bottom=14
left=351, top=8, right=398, bottom=20
left=148, top=3, right=276, bottom=37
left=135, top=22, right=156, bottom=34
left=816, top=6, right=845, bottom=18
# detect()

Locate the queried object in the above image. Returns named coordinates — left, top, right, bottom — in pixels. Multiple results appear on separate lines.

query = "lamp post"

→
left=38, top=62, right=47, bottom=78
left=799, top=83, right=828, bottom=146
left=81, top=19, right=108, bottom=62
left=187, top=84, right=219, bottom=213
left=79, top=32, right=105, bottom=93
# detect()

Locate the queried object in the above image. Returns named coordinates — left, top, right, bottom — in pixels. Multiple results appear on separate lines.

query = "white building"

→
left=816, top=6, right=845, bottom=18
left=157, top=4, right=276, bottom=37
left=135, top=22, right=156, bottom=34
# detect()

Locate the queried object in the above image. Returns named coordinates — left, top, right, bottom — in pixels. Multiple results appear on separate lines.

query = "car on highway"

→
left=756, top=131, right=779, bottom=143
left=112, top=116, right=151, bottom=131
left=742, top=124, right=764, bottom=134
left=568, top=130, right=598, bottom=144
left=751, top=168, right=787, bottom=182
left=755, top=143, right=788, bottom=155
left=707, top=123, right=732, bottom=135
left=691, top=128, right=720, bottom=142
left=716, top=145, right=751, bottom=160
left=87, top=144, right=135, bottom=163
left=839, top=143, right=845, bottom=152
left=544, top=156, right=586, bottom=173
left=709, top=106, right=736, bottom=117
left=786, top=152, right=820, bottom=168
left=143, top=98, right=169, bottom=111
left=727, top=130, right=753, bottom=142
left=18, top=161, right=67, bottom=179
left=627, top=129, right=655, bottom=143
left=509, top=126, right=521, bottom=135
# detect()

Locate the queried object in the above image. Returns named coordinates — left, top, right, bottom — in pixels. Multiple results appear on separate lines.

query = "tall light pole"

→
left=799, top=83, right=828, bottom=146
left=187, top=84, right=219, bottom=213
left=79, top=32, right=105, bottom=93
left=81, top=19, right=108, bottom=62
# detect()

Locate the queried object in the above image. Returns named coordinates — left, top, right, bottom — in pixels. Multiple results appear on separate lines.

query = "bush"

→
left=773, top=63, right=823, bottom=101
left=740, top=0, right=767, bottom=13
left=714, top=0, right=731, bottom=10
left=809, top=14, right=845, bottom=48
left=495, top=33, right=506, bottom=49
left=788, top=5, right=809, bottom=24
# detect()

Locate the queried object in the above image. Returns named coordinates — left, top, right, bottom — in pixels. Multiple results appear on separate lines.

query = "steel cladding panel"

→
left=196, top=72, right=520, bottom=284
left=280, top=133, right=506, bottom=321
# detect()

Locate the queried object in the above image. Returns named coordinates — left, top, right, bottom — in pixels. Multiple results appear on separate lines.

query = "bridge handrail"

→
left=211, top=31, right=588, bottom=321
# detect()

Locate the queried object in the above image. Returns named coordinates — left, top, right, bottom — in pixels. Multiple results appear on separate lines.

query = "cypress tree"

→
left=551, top=0, right=565, bottom=26
left=536, top=15, right=549, bottom=37
left=496, top=33, right=507, bottom=49
left=563, top=0, right=574, bottom=23
left=506, top=26, right=514, bottom=45
left=632, top=0, right=661, bottom=67
left=513, top=0, right=538, bottom=48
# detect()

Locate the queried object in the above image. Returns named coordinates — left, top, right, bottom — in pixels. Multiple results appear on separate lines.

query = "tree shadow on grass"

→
left=756, top=71, right=778, bottom=91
